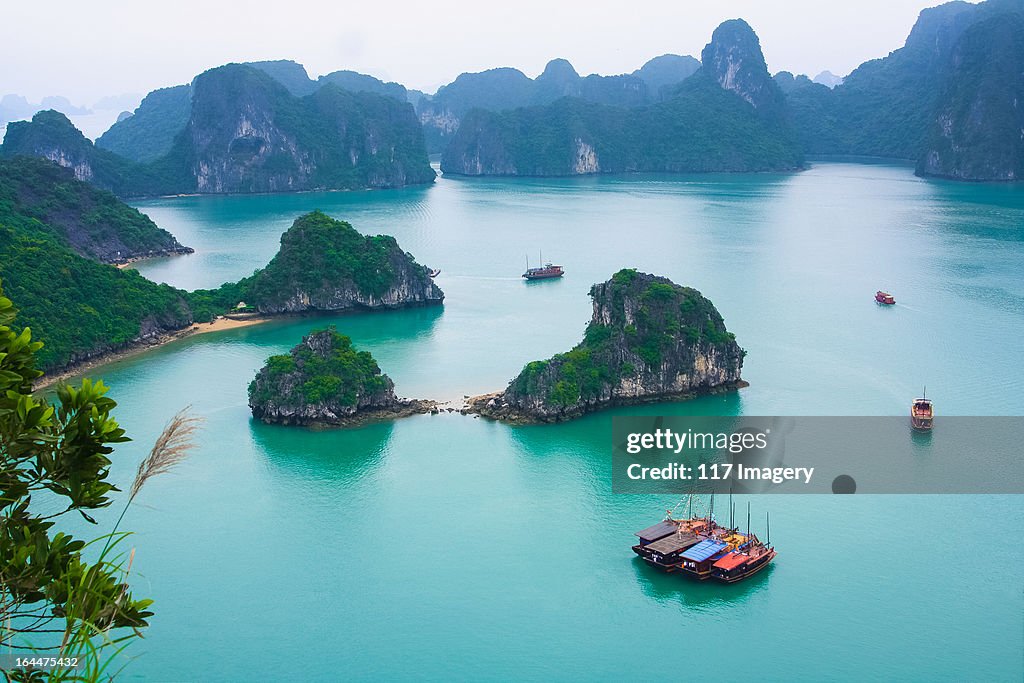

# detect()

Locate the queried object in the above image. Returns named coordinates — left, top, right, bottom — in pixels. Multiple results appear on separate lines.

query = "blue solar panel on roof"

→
left=680, top=539, right=727, bottom=562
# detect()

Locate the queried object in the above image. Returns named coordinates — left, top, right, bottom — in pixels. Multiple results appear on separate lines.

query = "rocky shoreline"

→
left=265, top=398, right=439, bottom=428
left=113, top=245, right=195, bottom=268
left=464, top=381, right=750, bottom=424
left=463, top=270, right=747, bottom=423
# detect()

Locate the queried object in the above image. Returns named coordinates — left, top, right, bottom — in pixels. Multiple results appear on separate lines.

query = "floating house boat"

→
left=875, top=290, right=896, bottom=305
left=632, top=498, right=776, bottom=584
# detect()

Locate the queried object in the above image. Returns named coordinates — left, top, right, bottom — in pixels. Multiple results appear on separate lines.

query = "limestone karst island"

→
left=2, top=1, right=1022, bottom=681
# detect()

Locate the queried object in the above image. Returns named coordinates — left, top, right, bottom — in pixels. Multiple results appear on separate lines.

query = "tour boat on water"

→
left=632, top=496, right=776, bottom=583
left=709, top=542, right=777, bottom=583
left=912, top=390, right=934, bottom=431
left=428, top=268, right=440, bottom=278
left=523, top=263, right=564, bottom=280
left=522, top=251, right=564, bottom=280
left=875, top=290, right=896, bottom=305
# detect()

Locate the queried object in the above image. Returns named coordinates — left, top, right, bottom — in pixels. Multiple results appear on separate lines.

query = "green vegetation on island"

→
left=415, top=54, right=700, bottom=153
left=0, top=156, right=191, bottom=262
left=0, top=161, right=442, bottom=372
left=3, top=64, right=434, bottom=198
left=249, top=327, right=390, bottom=409
left=249, top=326, right=432, bottom=426
left=472, top=269, right=745, bottom=422
left=95, top=85, right=192, bottom=163
left=442, top=20, right=802, bottom=176
left=917, top=10, right=1024, bottom=180
left=785, top=0, right=1023, bottom=180
left=0, top=157, right=194, bottom=370
left=192, top=210, right=444, bottom=316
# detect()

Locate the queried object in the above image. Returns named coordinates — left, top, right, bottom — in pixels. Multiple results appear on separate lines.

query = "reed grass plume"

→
left=129, top=407, right=203, bottom=499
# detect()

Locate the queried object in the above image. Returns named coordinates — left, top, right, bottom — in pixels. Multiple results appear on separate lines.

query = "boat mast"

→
left=746, top=502, right=751, bottom=538
left=766, top=511, right=771, bottom=548
left=729, top=487, right=734, bottom=528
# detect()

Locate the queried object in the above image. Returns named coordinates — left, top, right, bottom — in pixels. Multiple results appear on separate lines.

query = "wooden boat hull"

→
left=678, top=568, right=714, bottom=581
left=712, top=550, right=776, bottom=583
left=632, top=544, right=683, bottom=573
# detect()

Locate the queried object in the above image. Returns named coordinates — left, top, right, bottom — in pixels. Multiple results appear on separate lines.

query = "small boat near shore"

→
left=875, top=290, right=896, bottom=305
left=632, top=496, right=775, bottom=584
left=912, top=389, right=934, bottom=430
left=428, top=268, right=440, bottom=278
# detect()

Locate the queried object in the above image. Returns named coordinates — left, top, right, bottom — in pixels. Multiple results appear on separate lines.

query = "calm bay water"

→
left=75, top=162, right=1024, bottom=680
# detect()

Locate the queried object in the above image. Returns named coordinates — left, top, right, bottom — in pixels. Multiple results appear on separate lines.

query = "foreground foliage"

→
left=0, top=280, right=202, bottom=680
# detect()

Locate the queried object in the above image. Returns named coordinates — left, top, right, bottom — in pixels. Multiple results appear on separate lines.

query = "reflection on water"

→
left=631, top=556, right=775, bottom=610
left=250, top=418, right=394, bottom=485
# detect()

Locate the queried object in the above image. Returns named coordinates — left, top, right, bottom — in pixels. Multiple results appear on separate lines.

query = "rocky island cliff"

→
left=3, top=63, right=434, bottom=197
left=470, top=269, right=745, bottom=422
left=0, top=160, right=441, bottom=372
left=249, top=327, right=433, bottom=426
left=232, top=211, right=444, bottom=314
left=0, top=156, right=192, bottom=263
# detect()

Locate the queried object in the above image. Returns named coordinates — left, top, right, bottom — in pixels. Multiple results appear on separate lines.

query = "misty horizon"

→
left=3, top=0, right=958, bottom=108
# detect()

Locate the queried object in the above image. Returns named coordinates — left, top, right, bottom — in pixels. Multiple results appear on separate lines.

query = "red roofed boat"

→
left=875, top=290, right=895, bottom=305
left=523, top=263, right=564, bottom=280
left=522, top=251, right=564, bottom=280
left=710, top=543, right=777, bottom=583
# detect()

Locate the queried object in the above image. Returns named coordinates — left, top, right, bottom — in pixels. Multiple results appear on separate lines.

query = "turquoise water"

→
left=72, top=162, right=1024, bottom=680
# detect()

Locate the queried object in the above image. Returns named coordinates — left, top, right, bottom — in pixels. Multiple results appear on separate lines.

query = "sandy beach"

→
left=33, top=315, right=270, bottom=390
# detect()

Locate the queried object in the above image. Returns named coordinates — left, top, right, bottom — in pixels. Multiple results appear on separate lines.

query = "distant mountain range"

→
left=786, top=0, right=1023, bottom=180
left=2, top=63, right=433, bottom=196
left=441, top=20, right=802, bottom=176
left=2, top=0, right=1020, bottom=187
left=0, top=94, right=92, bottom=128
left=414, top=54, right=701, bottom=153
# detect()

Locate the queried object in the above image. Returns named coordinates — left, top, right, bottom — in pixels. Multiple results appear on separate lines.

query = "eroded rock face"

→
left=245, top=211, right=444, bottom=314
left=700, top=18, right=780, bottom=110
left=186, top=65, right=435, bottom=194
left=917, top=12, right=1024, bottom=181
left=472, top=269, right=745, bottom=422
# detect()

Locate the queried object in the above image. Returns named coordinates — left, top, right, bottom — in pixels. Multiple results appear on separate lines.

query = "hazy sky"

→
left=4, top=0, right=953, bottom=105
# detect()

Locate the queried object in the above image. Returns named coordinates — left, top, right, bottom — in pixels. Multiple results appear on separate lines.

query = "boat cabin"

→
left=633, top=532, right=701, bottom=572
left=633, top=520, right=678, bottom=546
left=710, top=551, right=751, bottom=581
left=679, top=539, right=729, bottom=579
